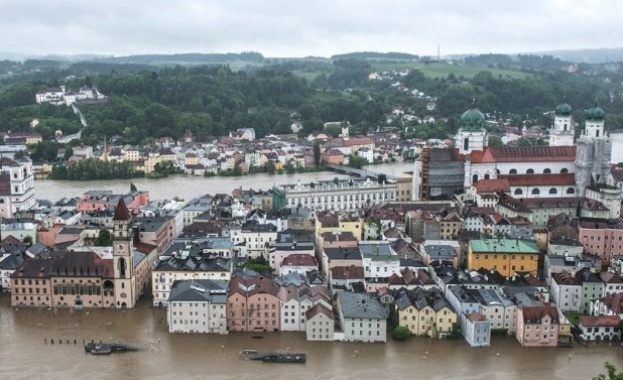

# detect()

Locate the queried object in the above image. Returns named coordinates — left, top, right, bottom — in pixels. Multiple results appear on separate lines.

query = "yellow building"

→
left=314, top=210, right=363, bottom=241
left=395, top=288, right=457, bottom=338
left=468, top=239, right=539, bottom=277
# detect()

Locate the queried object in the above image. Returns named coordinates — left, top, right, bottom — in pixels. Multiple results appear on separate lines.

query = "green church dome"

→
left=586, top=104, right=605, bottom=120
left=555, top=103, right=573, bottom=116
left=460, top=107, right=485, bottom=131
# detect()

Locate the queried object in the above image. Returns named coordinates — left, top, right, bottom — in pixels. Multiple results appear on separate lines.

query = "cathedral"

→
left=413, top=102, right=619, bottom=219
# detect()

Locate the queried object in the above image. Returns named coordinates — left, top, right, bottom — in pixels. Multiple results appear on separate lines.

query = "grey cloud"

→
left=0, top=0, right=620, bottom=57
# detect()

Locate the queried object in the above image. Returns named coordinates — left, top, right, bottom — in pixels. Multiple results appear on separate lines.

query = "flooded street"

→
left=35, top=162, right=414, bottom=202
left=1, top=298, right=621, bottom=380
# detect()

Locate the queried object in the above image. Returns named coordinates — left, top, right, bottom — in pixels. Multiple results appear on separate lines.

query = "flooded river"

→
left=1, top=299, right=621, bottom=380
left=35, top=162, right=414, bottom=202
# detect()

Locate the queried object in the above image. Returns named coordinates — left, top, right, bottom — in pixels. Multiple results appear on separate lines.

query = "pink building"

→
left=578, top=220, right=623, bottom=263
left=515, top=305, right=560, bottom=347
left=77, top=191, right=149, bottom=213
left=227, top=271, right=281, bottom=332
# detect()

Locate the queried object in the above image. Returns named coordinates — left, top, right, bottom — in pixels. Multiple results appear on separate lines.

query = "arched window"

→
left=118, top=258, right=126, bottom=278
left=509, top=169, right=517, bottom=174
left=532, top=188, right=540, bottom=195
left=464, top=137, right=469, bottom=152
left=561, top=168, right=569, bottom=173
left=484, top=174, right=490, bottom=180
left=566, top=187, right=575, bottom=194
left=549, top=188, right=557, bottom=195
left=526, top=169, right=534, bottom=174
left=597, top=130, right=600, bottom=137
left=543, top=168, right=551, bottom=174
left=564, top=123, right=567, bottom=132
left=514, top=189, right=523, bottom=196
left=473, top=174, right=478, bottom=183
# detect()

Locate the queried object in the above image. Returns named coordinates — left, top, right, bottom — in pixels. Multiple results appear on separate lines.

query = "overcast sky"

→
left=0, top=0, right=620, bottom=57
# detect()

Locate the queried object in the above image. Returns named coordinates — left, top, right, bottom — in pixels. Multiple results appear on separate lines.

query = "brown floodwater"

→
left=0, top=297, right=621, bottom=380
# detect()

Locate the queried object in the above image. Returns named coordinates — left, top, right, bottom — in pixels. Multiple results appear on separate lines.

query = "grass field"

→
left=370, top=61, right=531, bottom=80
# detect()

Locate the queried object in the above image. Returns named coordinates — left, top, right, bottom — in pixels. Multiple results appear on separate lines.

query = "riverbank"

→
left=35, top=162, right=414, bottom=202
left=1, top=299, right=621, bottom=380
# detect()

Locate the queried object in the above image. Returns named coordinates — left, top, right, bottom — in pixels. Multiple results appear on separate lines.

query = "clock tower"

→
left=112, top=198, right=136, bottom=308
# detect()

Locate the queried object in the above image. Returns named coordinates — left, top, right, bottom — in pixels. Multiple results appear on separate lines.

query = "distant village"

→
left=3, top=94, right=623, bottom=348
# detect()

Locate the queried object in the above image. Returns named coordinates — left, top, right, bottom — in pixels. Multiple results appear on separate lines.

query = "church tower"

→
left=550, top=102, right=575, bottom=146
left=575, top=104, right=612, bottom=197
left=112, top=198, right=136, bottom=308
left=454, top=104, right=487, bottom=155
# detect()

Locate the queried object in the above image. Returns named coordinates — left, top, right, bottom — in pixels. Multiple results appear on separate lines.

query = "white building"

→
left=550, top=271, right=582, bottom=313
left=306, top=303, right=335, bottom=341
left=279, top=178, right=397, bottom=212
left=359, top=241, right=400, bottom=279
left=337, top=292, right=388, bottom=343
left=549, top=103, right=575, bottom=147
left=151, top=255, right=232, bottom=307
left=167, top=279, right=228, bottom=334
left=0, top=157, right=36, bottom=218
left=577, top=315, right=620, bottom=341
left=462, top=312, right=491, bottom=347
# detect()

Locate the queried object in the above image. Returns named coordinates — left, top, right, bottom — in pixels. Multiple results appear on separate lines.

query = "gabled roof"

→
left=474, top=179, right=510, bottom=193
left=470, top=146, right=576, bottom=163
left=578, top=315, right=620, bottom=328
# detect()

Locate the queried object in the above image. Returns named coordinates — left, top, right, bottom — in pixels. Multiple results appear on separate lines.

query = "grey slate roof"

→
left=168, top=279, right=229, bottom=303
left=338, top=292, right=388, bottom=320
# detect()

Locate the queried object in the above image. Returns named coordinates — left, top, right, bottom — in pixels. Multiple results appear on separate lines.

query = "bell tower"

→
left=112, top=198, right=136, bottom=308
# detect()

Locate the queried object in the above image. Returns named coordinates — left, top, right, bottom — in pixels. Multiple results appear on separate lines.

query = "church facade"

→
left=413, top=103, right=618, bottom=218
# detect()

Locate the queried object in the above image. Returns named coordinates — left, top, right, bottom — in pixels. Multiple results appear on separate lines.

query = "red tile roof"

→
left=579, top=315, right=620, bottom=327
left=330, top=265, right=364, bottom=280
left=521, top=305, right=559, bottom=323
left=498, top=173, right=576, bottom=187
left=281, top=254, right=318, bottom=267
left=471, top=146, right=576, bottom=163
left=474, top=179, right=510, bottom=193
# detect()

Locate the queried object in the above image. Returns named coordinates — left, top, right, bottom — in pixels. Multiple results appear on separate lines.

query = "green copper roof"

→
left=555, top=103, right=573, bottom=116
left=460, top=107, right=485, bottom=131
left=586, top=104, right=605, bottom=120
left=470, top=239, right=539, bottom=254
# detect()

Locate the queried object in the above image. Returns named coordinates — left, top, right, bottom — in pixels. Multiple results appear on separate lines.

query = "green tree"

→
left=594, top=362, right=623, bottom=380
left=347, top=153, right=367, bottom=169
left=392, top=326, right=411, bottom=341
left=487, top=136, right=503, bottom=147
left=517, top=137, right=532, bottom=147
left=266, top=160, right=276, bottom=175
left=243, top=256, right=273, bottom=274
left=94, top=228, right=112, bottom=247
left=22, top=235, right=33, bottom=246
left=30, top=141, right=58, bottom=162
left=63, top=145, right=74, bottom=160
left=324, top=125, right=342, bottom=137
left=313, top=140, right=321, bottom=167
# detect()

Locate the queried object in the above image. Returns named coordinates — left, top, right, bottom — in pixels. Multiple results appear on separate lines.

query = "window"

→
left=561, top=168, right=569, bottom=173
left=514, top=189, right=523, bottom=196
left=566, top=188, right=575, bottom=194
left=526, top=169, right=534, bottom=174
left=549, top=188, right=557, bottom=195
left=531, top=188, right=540, bottom=195
left=509, top=169, right=517, bottom=174
left=543, top=168, right=551, bottom=174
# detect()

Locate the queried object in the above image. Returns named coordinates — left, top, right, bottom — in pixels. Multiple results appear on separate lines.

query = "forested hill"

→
left=95, top=52, right=265, bottom=65
left=1, top=53, right=623, bottom=147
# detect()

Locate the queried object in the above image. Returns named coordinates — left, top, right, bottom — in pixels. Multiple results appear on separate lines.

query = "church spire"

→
left=113, top=198, right=131, bottom=221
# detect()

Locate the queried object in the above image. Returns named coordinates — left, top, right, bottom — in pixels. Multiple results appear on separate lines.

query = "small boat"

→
left=241, top=349, right=258, bottom=355
left=85, top=341, right=139, bottom=355
left=90, top=345, right=112, bottom=355
left=246, top=352, right=306, bottom=364
left=252, top=335, right=264, bottom=339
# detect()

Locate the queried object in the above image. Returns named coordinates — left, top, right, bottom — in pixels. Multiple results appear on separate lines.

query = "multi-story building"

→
left=575, top=268, right=605, bottom=314
left=227, top=270, right=281, bottom=332
left=270, top=229, right=315, bottom=271
left=305, top=303, right=335, bottom=341
left=0, top=157, right=36, bottom=218
left=134, top=216, right=176, bottom=254
left=359, top=241, right=400, bottom=280
left=461, top=312, right=491, bottom=347
left=229, top=220, right=278, bottom=259
left=337, top=291, right=388, bottom=343
left=550, top=271, right=582, bottom=313
left=77, top=190, right=149, bottom=213
left=167, top=279, right=228, bottom=334
left=315, top=210, right=363, bottom=241
left=395, top=287, right=457, bottom=338
left=11, top=199, right=147, bottom=309
left=577, top=315, right=621, bottom=341
left=468, top=239, right=540, bottom=277
left=515, top=305, right=560, bottom=347
left=578, top=219, right=623, bottom=263
left=276, top=177, right=397, bottom=212
left=152, top=252, right=232, bottom=307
